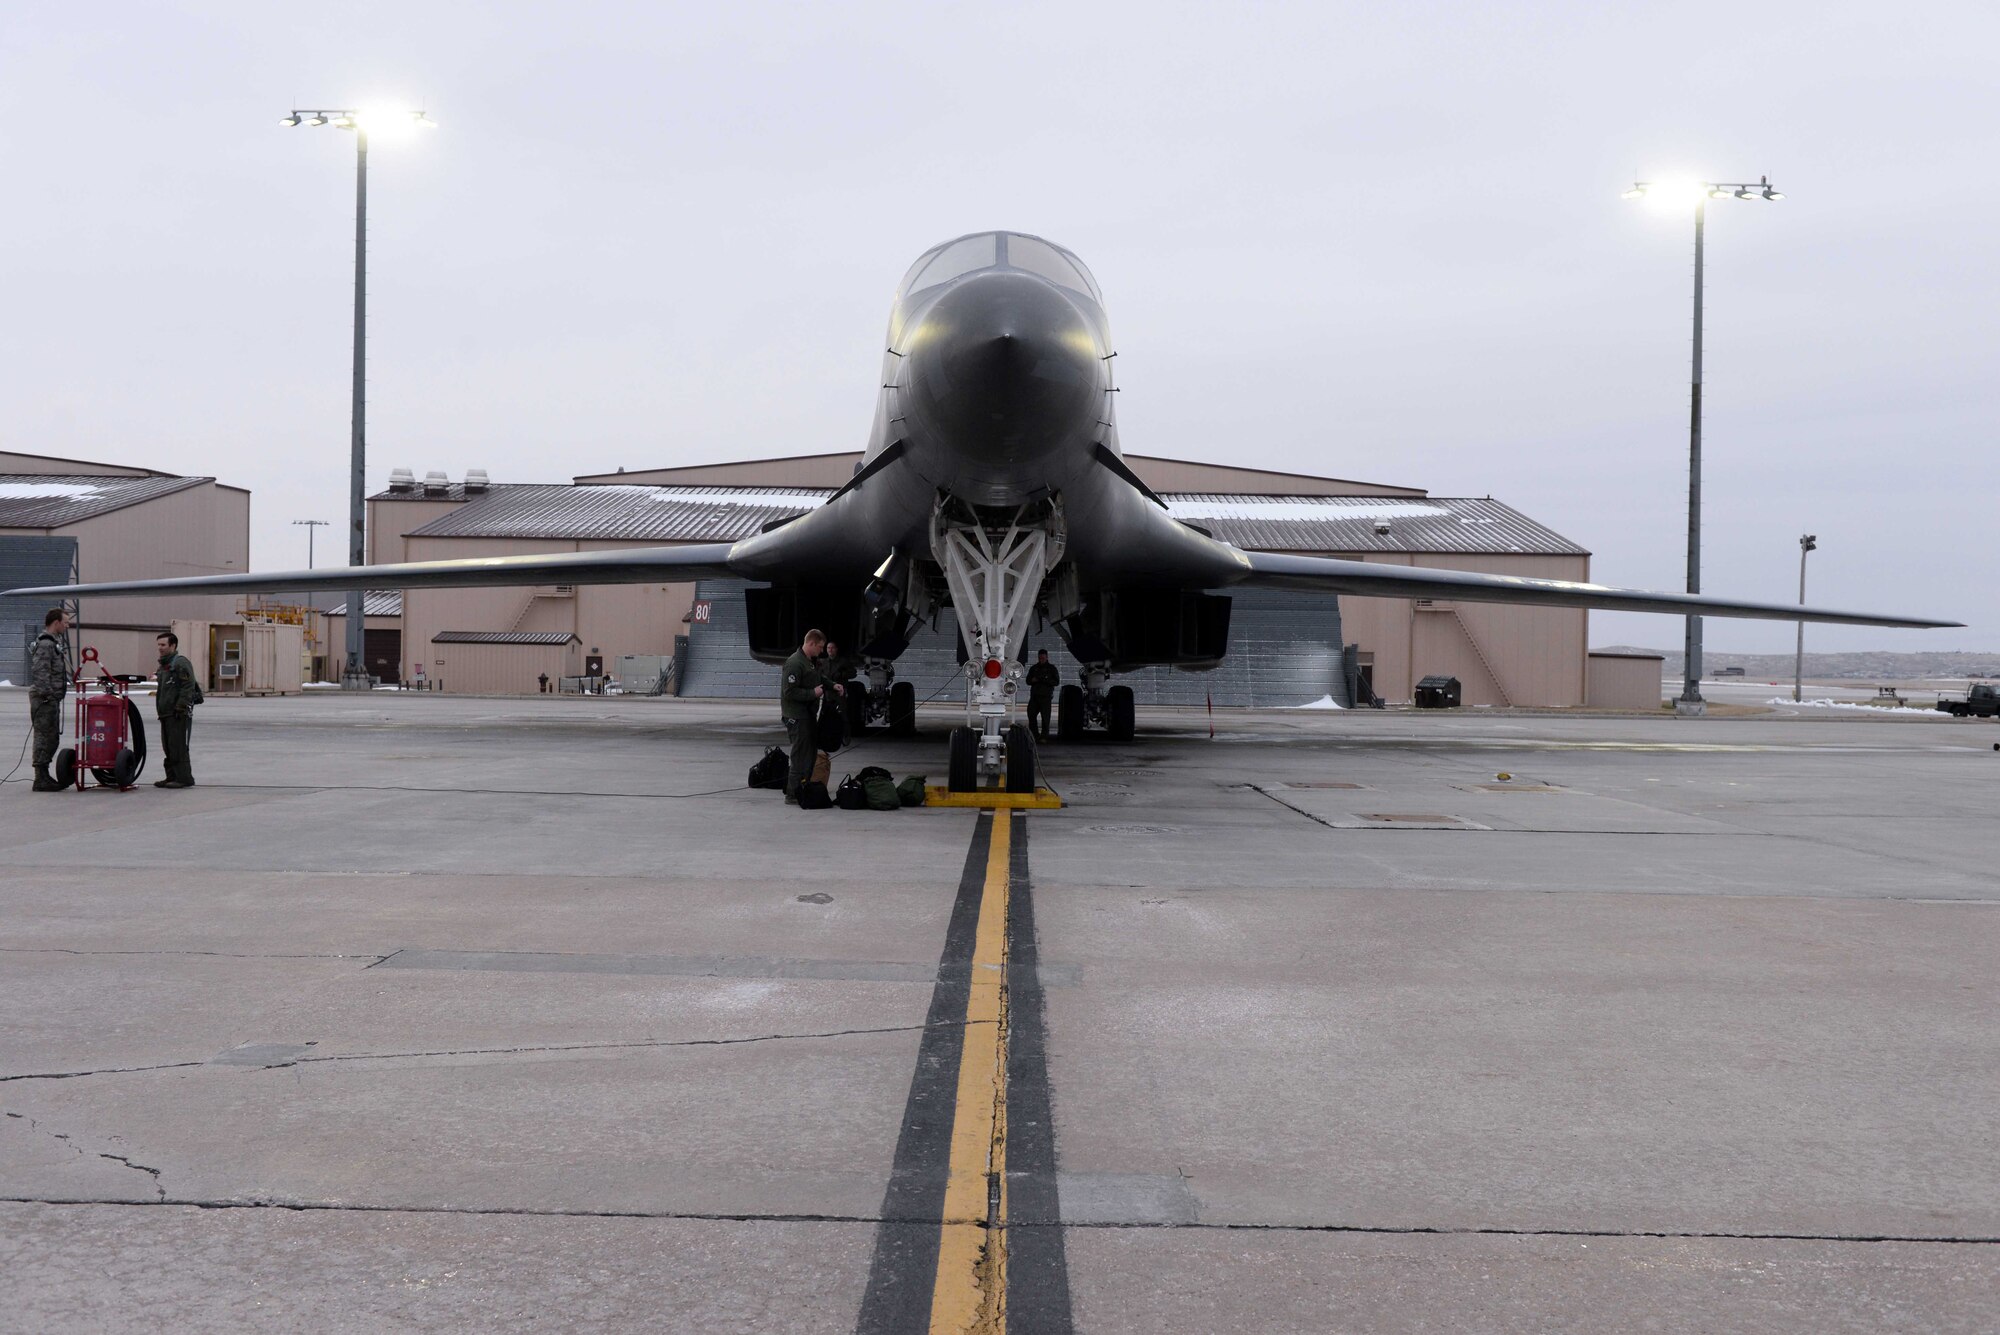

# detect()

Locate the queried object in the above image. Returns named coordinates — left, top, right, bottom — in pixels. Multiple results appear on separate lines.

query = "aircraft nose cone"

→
left=901, top=271, right=1104, bottom=494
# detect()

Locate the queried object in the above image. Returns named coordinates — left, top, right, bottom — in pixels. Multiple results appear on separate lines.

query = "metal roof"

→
left=405, top=485, right=1584, bottom=556
left=326, top=592, right=404, bottom=617
left=1161, top=495, right=1588, bottom=556
left=431, top=630, right=578, bottom=645
left=0, top=474, right=207, bottom=529
left=408, top=485, right=839, bottom=543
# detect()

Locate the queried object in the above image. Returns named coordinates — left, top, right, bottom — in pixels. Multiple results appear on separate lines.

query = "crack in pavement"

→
left=0, top=1022, right=983, bottom=1084
left=0, top=1061, right=206, bottom=1085
left=3, top=1113, right=166, bottom=1201
left=0, top=1195, right=1990, bottom=1245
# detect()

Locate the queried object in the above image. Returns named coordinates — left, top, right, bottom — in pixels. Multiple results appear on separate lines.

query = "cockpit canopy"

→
left=896, top=231, right=1103, bottom=305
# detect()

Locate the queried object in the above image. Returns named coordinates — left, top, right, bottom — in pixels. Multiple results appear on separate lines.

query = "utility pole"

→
left=1623, top=176, right=1784, bottom=716
left=1794, top=533, right=1817, bottom=702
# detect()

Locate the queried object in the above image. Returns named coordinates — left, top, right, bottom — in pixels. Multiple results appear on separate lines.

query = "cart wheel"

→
left=111, top=748, right=141, bottom=789
left=53, top=749, right=76, bottom=788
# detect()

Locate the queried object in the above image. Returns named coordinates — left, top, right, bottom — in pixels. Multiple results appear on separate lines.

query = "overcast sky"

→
left=5, top=2, right=1994, bottom=652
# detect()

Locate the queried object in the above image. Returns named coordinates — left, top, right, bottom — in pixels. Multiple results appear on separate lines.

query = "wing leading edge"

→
left=1231, top=550, right=1959, bottom=629
left=1, top=543, right=742, bottom=602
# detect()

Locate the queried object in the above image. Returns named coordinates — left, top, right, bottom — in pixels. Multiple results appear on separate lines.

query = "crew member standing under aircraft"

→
left=1025, top=649, right=1060, bottom=743
left=780, top=629, right=829, bottom=804
left=28, top=608, right=71, bottom=792
left=154, top=630, right=200, bottom=789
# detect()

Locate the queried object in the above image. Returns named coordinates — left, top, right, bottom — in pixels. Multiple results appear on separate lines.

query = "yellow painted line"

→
left=926, top=785, right=1062, bottom=809
left=929, top=812, right=1011, bottom=1333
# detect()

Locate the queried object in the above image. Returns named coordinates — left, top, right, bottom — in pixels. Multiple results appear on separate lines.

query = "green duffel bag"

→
left=896, top=775, right=928, bottom=807
left=856, top=765, right=901, bottom=812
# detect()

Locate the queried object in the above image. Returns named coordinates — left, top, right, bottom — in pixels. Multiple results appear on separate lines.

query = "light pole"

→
left=292, top=518, right=330, bottom=569
left=1623, top=175, right=1784, bottom=716
left=1794, top=533, right=1817, bottom=702
left=284, top=106, right=436, bottom=686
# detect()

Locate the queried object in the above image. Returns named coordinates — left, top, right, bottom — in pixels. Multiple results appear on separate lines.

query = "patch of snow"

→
left=1291, top=695, right=1344, bottom=710
left=0, top=482, right=105, bottom=501
left=302, top=681, right=341, bottom=690
left=1768, top=697, right=1942, bottom=716
left=651, top=489, right=829, bottom=509
left=0, top=679, right=12, bottom=688
left=1164, top=498, right=1451, bottom=522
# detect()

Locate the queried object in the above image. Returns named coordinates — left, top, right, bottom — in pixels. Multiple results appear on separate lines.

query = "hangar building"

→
left=355, top=454, right=1651, bottom=708
left=0, top=451, right=249, bottom=679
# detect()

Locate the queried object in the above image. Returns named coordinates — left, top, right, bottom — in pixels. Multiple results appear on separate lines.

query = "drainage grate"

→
left=1361, top=813, right=1466, bottom=825
left=1282, top=781, right=1366, bottom=790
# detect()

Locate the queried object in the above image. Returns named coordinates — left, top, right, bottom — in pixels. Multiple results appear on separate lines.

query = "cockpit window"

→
left=906, top=234, right=999, bottom=293
left=1004, top=234, right=1101, bottom=301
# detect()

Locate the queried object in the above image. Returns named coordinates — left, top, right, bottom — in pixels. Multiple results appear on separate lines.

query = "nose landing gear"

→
left=932, top=496, right=1063, bottom=792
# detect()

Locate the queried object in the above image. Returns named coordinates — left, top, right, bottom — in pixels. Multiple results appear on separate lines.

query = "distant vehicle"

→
left=1935, top=684, right=2000, bottom=718
left=1715, top=666, right=1746, bottom=677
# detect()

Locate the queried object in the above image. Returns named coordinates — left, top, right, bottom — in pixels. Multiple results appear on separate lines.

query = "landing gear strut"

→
left=932, top=497, right=1064, bottom=792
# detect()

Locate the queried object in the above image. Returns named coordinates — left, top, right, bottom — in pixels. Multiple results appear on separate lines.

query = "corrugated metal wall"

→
left=679, top=579, right=1348, bottom=708
left=0, top=537, right=77, bottom=685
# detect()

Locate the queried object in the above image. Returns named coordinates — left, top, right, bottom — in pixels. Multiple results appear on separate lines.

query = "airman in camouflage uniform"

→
left=28, top=608, right=70, bottom=792
left=154, top=630, right=200, bottom=788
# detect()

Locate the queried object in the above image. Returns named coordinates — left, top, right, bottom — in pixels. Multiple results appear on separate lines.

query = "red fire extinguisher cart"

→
left=51, top=647, right=150, bottom=792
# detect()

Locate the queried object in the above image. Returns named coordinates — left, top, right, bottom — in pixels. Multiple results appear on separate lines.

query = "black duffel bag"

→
left=835, top=774, right=869, bottom=810
left=797, top=780, right=833, bottom=810
left=748, top=746, right=788, bottom=790
left=817, top=691, right=847, bottom=753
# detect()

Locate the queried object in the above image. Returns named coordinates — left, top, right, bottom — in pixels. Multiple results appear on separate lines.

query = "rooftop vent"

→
left=423, top=470, right=450, bottom=497
left=463, top=468, right=490, bottom=493
left=388, top=467, right=417, bottom=493
left=1373, top=519, right=1393, bottom=535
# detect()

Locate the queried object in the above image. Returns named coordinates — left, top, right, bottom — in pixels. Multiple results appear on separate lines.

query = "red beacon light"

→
left=983, top=658, right=1004, bottom=679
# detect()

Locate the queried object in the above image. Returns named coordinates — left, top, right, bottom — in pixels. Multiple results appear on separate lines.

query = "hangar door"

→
left=0, top=537, right=77, bottom=686
left=678, top=579, right=1348, bottom=709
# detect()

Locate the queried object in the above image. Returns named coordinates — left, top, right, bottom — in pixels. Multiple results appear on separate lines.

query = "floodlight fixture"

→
left=1620, top=186, right=1646, bottom=200
left=306, top=113, right=328, bottom=126
left=283, top=113, right=303, bottom=127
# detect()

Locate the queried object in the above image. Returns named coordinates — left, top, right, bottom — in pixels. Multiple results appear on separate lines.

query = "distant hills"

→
left=1598, top=648, right=2000, bottom=681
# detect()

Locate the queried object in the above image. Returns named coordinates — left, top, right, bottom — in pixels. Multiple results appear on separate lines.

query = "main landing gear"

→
left=842, top=660, right=918, bottom=738
left=1056, top=667, right=1134, bottom=742
left=933, top=497, right=1064, bottom=793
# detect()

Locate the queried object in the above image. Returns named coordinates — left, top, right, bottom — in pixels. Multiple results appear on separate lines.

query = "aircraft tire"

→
left=1057, top=684, right=1084, bottom=740
left=1106, top=685, right=1136, bottom=742
left=53, top=748, right=77, bottom=788
left=1006, top=723, right=1036, bottom=793
left=948, top=726, right=979, bottom=792
left=889, top=681, right=917, bottom=735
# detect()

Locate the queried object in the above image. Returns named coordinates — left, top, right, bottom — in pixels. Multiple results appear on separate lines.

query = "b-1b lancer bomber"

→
left=7, top=231, right=1959, bottom=789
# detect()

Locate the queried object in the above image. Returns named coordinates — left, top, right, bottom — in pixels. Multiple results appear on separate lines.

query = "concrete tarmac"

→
left=1, top=690, right=1995, bottom=1332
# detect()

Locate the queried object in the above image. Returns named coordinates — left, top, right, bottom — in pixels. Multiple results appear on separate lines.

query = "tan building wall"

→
left=320, top=612, right=401, bottom=680
left=430, top=638, right=581, bottom=695
left=396, top=535, right=699, bottom=693
left=1333, top=553, right=1591, bottom=707
left=1587, top=652, right=1665, bottom=710
left=3, top=480, right=252, bottom=677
